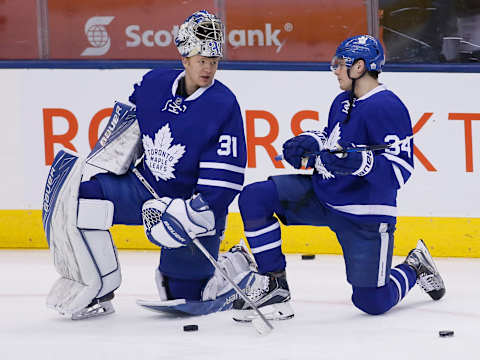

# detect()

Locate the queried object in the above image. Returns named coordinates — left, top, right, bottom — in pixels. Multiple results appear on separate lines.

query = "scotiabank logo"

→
left=125, top=23, right=292, bottom=52
left=81, top=16, right=115, bottom=56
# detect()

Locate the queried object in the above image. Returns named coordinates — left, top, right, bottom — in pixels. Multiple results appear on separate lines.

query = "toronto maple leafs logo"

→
left=162, top=96, right=187, bottom=115
left=341, top=99, right=356, bottom=114
left=314, top=123, right=342, bottom=180
left=142, top=124, right=186, bottom=181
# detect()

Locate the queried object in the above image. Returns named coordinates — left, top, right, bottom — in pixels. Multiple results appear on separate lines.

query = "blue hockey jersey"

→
left=129, top=69, right=246, bottom=219
left=313, top=85, right=414, bottom=224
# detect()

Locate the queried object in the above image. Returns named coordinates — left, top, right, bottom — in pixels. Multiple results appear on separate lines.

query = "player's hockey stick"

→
left=131, top=167, right=274, bottom=335
left=274, top=134, right=414, bottom=161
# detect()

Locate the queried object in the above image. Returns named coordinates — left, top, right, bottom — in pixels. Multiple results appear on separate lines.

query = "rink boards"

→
left=0, top=69, right=479, bottom=256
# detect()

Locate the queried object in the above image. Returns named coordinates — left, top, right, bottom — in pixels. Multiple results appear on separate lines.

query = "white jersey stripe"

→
left=377, top=223, right=389, bottom=287
left=390, top=275, right=402, bottom=302
left=250, top=239, right=282, bottom=254
left=382, top=153, right=414, bottom=174
left=392, top=164, right=405, bottom=188
left=197, top=179, right=243, bottom=191
left=393, top=267, right=411, bottom=296
left=199, top=162, right=245, bottom=174
left=244, top=222, right=280, bottom=237
left=326, top=203, right=397, bottom=217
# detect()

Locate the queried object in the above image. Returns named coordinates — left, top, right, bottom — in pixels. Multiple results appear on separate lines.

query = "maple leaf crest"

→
left=142, top=124, right=186, bottom=181
left=315, top=123, right=342, bottom=180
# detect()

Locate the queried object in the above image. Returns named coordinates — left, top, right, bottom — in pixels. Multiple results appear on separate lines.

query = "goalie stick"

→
left=131, top=167, right=274, bottom=336
left=274, top=134, right=414, bottom=161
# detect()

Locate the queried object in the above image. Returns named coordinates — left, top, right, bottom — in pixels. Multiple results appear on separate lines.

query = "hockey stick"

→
left=274, top=134, right=414, bottom=161
left=131, top=167, right=274, bottom=335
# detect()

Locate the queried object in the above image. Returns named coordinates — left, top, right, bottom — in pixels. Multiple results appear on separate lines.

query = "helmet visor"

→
left=330, top=56, right=346, bottom=71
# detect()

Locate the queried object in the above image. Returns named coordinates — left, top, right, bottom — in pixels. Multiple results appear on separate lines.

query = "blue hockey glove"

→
left=282, top=132, right=326, bottom=169
left=318, top=145, right=374, bottom=176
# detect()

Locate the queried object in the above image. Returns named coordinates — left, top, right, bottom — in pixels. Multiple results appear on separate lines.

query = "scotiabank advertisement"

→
left=46, top=0, right=366, bottom=61
left=1, top=68, right=479, bottom=218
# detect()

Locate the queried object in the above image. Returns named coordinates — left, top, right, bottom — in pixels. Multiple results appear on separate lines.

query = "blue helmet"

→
left=331, top=35, right=385, bottom=72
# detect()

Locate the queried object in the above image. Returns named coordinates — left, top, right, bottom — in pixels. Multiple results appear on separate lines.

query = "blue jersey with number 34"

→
left=313, top=85, right=414, bottom=224
left=129, top=69, right=246, bottom=219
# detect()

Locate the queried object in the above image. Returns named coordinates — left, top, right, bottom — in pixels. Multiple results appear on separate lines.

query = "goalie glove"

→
left=142, top=194, right=215, bottom=249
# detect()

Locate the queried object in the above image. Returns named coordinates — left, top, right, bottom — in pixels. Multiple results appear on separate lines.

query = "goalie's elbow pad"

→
left=142, top=194, right=215, bottom=249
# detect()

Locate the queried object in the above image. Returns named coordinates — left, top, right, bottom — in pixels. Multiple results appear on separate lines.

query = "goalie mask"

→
left=331, top=35, right=385, bottom=73
left=175, top=10, right=224, bottom=58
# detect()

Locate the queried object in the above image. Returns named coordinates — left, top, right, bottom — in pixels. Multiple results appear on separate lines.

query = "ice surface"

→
left=0, top=250, right=478, bottom=360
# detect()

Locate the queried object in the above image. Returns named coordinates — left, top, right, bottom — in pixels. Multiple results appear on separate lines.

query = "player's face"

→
left=183, top=55, right=219, bottom=91
left=332, top=58, right=353, bottom=91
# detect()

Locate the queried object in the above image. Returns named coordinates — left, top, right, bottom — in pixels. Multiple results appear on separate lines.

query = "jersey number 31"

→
left=217, top=135, right=238, bottom=157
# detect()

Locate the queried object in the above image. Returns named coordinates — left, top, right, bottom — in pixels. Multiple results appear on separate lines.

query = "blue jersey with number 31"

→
left=129, top=69, right=246, bottom=219
left=313, top=85, right=414, bottom=224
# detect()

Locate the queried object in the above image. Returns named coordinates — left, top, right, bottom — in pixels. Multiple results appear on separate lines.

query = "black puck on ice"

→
left=439, top=330, right=454, bottom=337
left=301, top=254, right=315, bottom=260
left=183, top=324, right=199, bottom=332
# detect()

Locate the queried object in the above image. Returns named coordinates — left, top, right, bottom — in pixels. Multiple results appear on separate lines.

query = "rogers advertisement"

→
left=1, top=68, right=479, bottom=218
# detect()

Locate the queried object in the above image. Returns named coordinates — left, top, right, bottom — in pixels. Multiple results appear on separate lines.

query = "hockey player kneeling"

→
left=232, top=35, right=445, bottom=323
left=42, top=10, right=258, bottom=319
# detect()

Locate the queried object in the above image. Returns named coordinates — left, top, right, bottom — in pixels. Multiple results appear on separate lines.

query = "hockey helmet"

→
left=175, top=10, right=224, bottom=58
left=331, top=35, right=385, bottom=72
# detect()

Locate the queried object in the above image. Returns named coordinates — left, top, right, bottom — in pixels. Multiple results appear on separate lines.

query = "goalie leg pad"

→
left=43, top=150, right=121, bottom=316
left=202, top=241, right=257, bottom=301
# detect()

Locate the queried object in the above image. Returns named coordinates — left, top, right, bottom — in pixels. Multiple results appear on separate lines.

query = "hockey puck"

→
left=439, top=330, right=454, bottom=337
left=183, top=324, right=199, bottom=332
left=301, top=254, right=315, bottom=260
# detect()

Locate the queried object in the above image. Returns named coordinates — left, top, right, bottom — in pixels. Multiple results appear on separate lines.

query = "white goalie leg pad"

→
left=43, top=150, right=121, bottom=316
left=44, top=151, right=101, bottom=315
left=202, top=245, right=256, bottom=301
left=77, top=199, right=120, bottom=299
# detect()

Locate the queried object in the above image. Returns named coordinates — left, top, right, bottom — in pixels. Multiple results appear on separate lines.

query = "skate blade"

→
left=71, top=300, right=115, bottom=320
left=233, top=302, right=294, bottom=322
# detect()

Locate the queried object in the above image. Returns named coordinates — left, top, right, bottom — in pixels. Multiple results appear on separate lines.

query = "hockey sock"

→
left=351, top=264, right=417, bottom=315
left=165, top=276, right=210, bottom=301
left=238, top=180, right=285, bottom=274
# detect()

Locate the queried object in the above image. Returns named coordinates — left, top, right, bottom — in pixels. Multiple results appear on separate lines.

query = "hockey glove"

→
left=142, top=194, right=215, bottom=248
left=282, top=131, right=327, bottom=169
left=317, top=144, right=374, bottom=176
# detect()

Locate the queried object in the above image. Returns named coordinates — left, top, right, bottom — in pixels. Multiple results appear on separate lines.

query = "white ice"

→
left=0, top=250, right=478, bottom=360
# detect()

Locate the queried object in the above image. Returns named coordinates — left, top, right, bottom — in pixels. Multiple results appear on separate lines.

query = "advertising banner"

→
left=1, top=68, right=479, bottom=217
left=45, top=0, right=366, bottom=61
left=1, top=68, right=479, bottom=255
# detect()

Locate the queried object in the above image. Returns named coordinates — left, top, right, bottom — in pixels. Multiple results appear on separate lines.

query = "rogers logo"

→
left=81, top=16, right=115, bottom=56
left=125, top=23, right=293, bottom=53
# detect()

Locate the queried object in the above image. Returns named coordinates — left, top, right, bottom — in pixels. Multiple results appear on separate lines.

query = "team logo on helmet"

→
left=332, top=35, right=385, bottom=72
left=175, top=10, right=224, bottom=58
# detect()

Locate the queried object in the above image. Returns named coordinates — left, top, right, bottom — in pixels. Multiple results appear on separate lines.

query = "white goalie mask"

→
left=175, top=10, right=224, bottom=58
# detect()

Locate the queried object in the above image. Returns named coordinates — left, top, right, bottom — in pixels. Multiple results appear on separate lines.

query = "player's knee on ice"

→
left=351, top=285, right=398, bottom=315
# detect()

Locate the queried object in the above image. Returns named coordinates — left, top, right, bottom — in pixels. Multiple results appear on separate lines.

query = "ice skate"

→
left=404, top=239, right=445, bottom=300
left=71, top=292, right=115, bottom=320
left=232, top=270, right=294, bottom=322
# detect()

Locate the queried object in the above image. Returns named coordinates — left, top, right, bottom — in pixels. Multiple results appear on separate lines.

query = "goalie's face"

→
left=182, top=55, right=219, bottom=94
